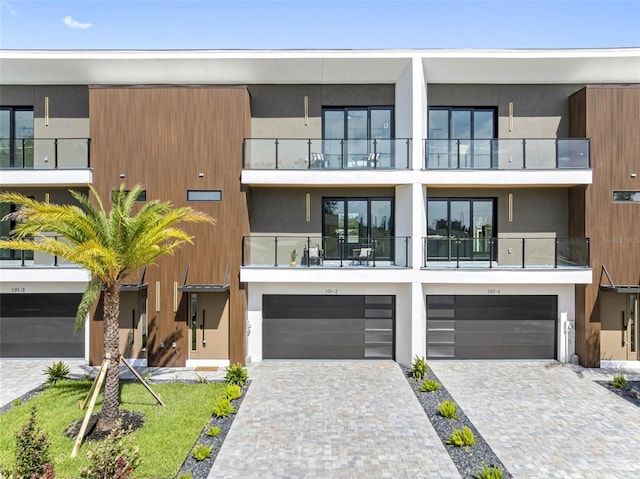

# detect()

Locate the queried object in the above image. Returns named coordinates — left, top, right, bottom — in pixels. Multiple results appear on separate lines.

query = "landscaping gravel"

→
left=597, top=380, right=640, bottom=408
left=175, top=382, right=249, bottom=479
left=402, top=365, right=512, bottom=479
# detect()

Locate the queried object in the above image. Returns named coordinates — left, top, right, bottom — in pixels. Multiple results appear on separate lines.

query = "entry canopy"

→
left=177, top=264, right=230, bottom=293
left=599, top=265, right=640, bottom=293
left=102, top=268, right=148, bottom=292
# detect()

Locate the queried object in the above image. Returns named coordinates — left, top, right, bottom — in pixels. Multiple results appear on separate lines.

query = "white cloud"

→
left=1, top=0, right=18, bottom=15
left=63, top=16, right=92, bottom=30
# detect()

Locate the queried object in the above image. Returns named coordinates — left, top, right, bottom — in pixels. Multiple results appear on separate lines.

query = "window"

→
left=427, top=198, right=496, bottom=261
left=427, top=107, right=496, bottom=168
left=1, top=107, right=34, bottom=168
left=322, top=197, right=393, bottom=260
left=613, top=191, right=640, bottom=203
left=113, top=190, right=146, bottom=202
left=322, top=107, right=394, bottom=168
left=187, top=190, right=221, bottom=202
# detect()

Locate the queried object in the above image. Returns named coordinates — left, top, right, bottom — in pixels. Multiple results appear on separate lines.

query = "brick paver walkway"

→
left=207, top=361, right=461, bottom=479
left=429, top=361, right=640, bottom=479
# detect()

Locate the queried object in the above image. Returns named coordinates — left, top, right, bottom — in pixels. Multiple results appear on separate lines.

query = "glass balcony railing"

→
left=423, top=236, right=590, bottom=269
left=424, top=138, right=590, bottom=170
left=242, top=235, right=410, bottom=268
left=0, top=138, right=91, bottom=169
left=0, top=235, right=76, bottom=267
left=243, top=138, right=412, bottom=170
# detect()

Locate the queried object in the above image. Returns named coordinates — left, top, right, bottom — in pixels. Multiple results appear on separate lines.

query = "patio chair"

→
left=310, top=152, right=327, bottom=168
left=352, top=246, right=374, bottom=266
left=303, top=245, right=324, bottom=265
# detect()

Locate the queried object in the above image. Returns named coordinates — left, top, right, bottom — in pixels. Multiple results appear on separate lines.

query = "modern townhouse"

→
left=1, top=49, right=638, bottom=369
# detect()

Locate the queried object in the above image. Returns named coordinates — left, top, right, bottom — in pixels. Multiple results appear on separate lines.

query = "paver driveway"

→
left=430, top=361, right=640, bottom=479
left=207, top=361, right=460, bottom=479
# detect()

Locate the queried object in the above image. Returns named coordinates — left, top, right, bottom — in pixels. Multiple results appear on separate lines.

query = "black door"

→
left=0, top=293, right=84, bottom=357
left=263, top=295, right=394, bottom=359
left=426, top=295, right=557, bottom=359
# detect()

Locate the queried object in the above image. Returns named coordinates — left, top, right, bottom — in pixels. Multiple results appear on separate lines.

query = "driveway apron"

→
left=430, top=361, right=640, bottom=479
left=208, top=361, right=460, bottom=479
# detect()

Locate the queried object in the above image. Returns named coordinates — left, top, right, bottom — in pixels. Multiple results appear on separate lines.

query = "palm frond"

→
left=75, top=279, right=102, bottom=333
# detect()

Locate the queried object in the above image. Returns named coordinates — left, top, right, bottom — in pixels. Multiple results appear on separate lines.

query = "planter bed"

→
left=597, top=380, right=640, bottom=408
left=402, top=365, right=512, bottom=479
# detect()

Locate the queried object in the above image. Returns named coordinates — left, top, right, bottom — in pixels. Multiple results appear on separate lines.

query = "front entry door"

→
left=188, top=292, right=230, bottom=361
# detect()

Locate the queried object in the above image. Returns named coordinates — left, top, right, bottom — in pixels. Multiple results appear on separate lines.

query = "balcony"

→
left=1, top=138, right=92, bottom=186
left=244, top=138, right=412, bottom=170
left=0, top=236, right=78, bottom=268
left=423, top=236, right=590, bottom=269
left=424, top=138, right=590, bottom=170
left=242, top=235, right=411, bottom=268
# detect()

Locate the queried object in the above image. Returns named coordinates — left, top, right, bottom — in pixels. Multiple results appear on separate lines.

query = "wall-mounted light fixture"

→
left=304, top=95, right=309, bottom=126
left=305, top=193, right=311, bottom=222
left=631, top=173, right=637, bottom=178
left=198, top=172, right=204, bottom=178
left=44, top=97, right=49, bottom=126
left=508, top=102, right=514, bottom=132
left=44, top=192, right=50, bottom=203
left=155, top=281, right=161, bottom=312
left=119, top=173, right=126, bottom=179
left=508, top=193, right=514, bottom=222
left=173, top=281, right=178, bottom=312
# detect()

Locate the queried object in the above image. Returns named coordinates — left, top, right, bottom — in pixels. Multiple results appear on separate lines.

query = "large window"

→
left=427, top=198, right=496, bottom=261
left=322, top=107, right=393, bottom=168
left=427, top=107, right=496, bottom=169
left=0, top=107, right=34, bottom=168
left=323, top=197, right=393, bottom=260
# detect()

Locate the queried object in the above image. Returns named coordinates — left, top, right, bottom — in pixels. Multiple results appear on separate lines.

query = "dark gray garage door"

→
left=263, top=295, right=394, bottom=359
left=0, top=293, right=84, bottom=357
left=426, top=295, right=557, bottom=359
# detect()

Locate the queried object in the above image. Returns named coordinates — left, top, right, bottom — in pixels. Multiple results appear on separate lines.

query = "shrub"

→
left=11, top=406, right=53, bottom=479
left=178, top=474, right=193, bottom=479
left=12, top=399, right=22, bottom=407
left=474, top=463, right=504, bottom=479
left=206, top=426, right=221, bottom=437
left=43, top=361, right=70, bottom=387
left=419, top=379, right=441, bottom=392
left=409, top=355, right=428, bottom=381
left=224, top=363, right=248, bottom=386
left=194, top=373, right=209, bottom=384
left=224, top=383, right=242, bottom=400
left=212, top=397, right=236, bottom=418
left=612, top=374, right=627, bottom=389
left=446, top=426, right=476, bottom=450
left=192, top=444, right=213, bottom=462
left=438, top=399, right=458, bottom=419
left=79, top=420, right=140, bottom=479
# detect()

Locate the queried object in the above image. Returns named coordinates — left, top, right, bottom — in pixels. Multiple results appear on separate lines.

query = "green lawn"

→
left=0, top=380, right=227, bottom=478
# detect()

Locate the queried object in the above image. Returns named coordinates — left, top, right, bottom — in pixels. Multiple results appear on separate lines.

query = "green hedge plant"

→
left=446, top=426, right=476, bottom=450
left=409, top=356, right=428, bottom=381
left=419, top=379, right=441, bottom=392
left=224, top=363, right=248, bottom=386
left=438, top=399, right=458, bottom=419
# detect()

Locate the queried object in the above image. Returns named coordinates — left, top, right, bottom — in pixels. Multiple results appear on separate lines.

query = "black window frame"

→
left=1, top=106, right=35, bottom=168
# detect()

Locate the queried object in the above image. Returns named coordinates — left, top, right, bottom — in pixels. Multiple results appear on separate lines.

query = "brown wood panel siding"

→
left=570, top=86, right=640, bottom=366
left=89, top=87, right=250, bottom=366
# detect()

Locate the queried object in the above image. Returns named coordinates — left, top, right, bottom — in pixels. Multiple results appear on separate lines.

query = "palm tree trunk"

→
left=96, top=283, right=121, bottom=432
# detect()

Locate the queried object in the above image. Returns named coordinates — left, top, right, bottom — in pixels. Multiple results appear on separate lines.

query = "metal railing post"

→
left=306, top=236, right=311, bottom=268
left=274, top=139, right=279, bottom=169
left=340, top=139, right=345, bottom=169
left=522, top=238, right=526, bottom=268
left=241, top=237, right=245, bottom=266
left=242, top=139, right=246, bottom=169
left=554, top=238, right=559, bottom=268
left=489, top=238, right=494, bottom=269
left=274, top=236, right=278, bottom=267
left=339, top=237, right=344, bottom=267
left=54, top=138, right=59, bottom=169
left=87, top=138, right=91, bottom=168
left=522, top=139, right=527, bottom=169
left=21, top=138, right=26, bottom=168
left=372, top=238, right=377, bottom=267
left=307, top=139, right=312, bottom=169
left=456, top=239, right=460, bottom=269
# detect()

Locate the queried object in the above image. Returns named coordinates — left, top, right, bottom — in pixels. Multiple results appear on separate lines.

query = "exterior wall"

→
left=248, top=84, right=395, bottom=139
left=248, top=186, right=396, bottom=234
left=89, top=86, right=250, bottom=366
left=569, top=86, right=640, bottom=367
left=427, top=84, right=583, bottom=138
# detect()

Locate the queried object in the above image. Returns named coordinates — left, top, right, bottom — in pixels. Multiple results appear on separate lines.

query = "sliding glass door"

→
left=0, top=107, right=34, bottom=168
left=323, top=198, right=393, bottom=259
left=427, top=198, right=495, bottom=261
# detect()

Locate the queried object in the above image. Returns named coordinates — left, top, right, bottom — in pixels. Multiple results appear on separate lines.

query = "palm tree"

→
left=0, top=184, right=213, bottom=431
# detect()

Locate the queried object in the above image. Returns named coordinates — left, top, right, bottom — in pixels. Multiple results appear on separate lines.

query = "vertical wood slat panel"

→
left=570, top=86, right=640, bottom=367
left=89, top=86, right=250, bottom=366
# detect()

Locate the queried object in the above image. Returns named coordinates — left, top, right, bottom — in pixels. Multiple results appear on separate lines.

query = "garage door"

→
left=263, top=295, right=394, bottom=359
left=0, top=293, right=84, bottom=357
left=426, top=295, right=557, bottom=359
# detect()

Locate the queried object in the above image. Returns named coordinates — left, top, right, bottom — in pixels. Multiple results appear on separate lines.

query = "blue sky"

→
left=1, top=0, right=639, bottom=50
